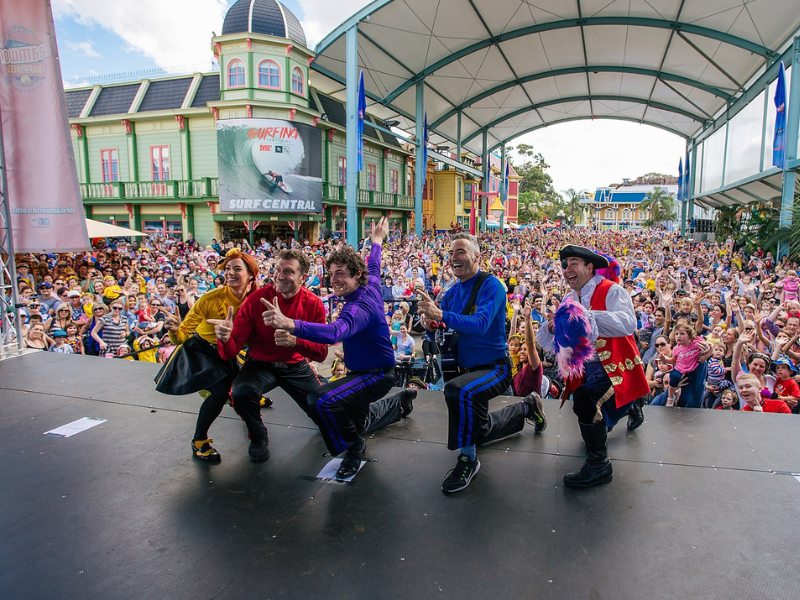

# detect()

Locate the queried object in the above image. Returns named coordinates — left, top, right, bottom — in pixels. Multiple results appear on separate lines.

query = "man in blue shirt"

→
left=264, top=217, right=412, bottom=480
left=418, top=233, right=546, bottom=493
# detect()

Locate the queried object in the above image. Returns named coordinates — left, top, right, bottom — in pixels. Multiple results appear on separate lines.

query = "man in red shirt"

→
left=212, top=249, right=328, bottom=462
left=212, top=249, right=412, bottom=464
left=738, top=374, right=791, bottom=414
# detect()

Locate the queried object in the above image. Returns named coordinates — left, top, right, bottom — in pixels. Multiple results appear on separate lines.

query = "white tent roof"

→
left=312, top=0, right=800, bottom=155
left=85, top=219, right=147, bottom=238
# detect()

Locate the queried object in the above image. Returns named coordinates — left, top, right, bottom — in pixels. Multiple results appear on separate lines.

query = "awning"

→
left=85, top=219, right=147, bottom=238
left=312, top=0, right=800, bottom=155
left=692, top=167, right=785, bottom=210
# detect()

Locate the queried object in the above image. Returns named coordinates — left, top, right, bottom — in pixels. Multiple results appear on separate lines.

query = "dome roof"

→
left=222, top=0, right=307, bottom=47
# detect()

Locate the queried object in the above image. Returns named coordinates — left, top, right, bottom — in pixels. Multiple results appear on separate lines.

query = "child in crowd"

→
left=65, top=323, right=84, bottom=355
left=777, top=270, right=799, bottom=302
left=158, top=334, right=174, bottom=363
left=769, top=358, right=800, bottom=413
left=507, top=333, right=522, bottom=377
left=664, top=323, right=711, bottom=407
left=330, top=359, right=347, bottom=382
left=703, top=343, right=727, bottom=408
left=716, top=388, right=739, bottom=410
left=49, top=329, right=73, bottom=354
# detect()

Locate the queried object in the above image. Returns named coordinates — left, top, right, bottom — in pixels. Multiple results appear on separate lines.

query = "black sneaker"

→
left=335, top=445, right=365, bottom=479
left=260, top=396, right=273, bottom=408
left=191, top=438, right=221, bottom=463
left=441, top=454, right=481, bottom=493
left=523, top=392, right=547, bottom=433
left=400, top=389, right=416, bottom=417
left=248, top=437, right=269, bottom=463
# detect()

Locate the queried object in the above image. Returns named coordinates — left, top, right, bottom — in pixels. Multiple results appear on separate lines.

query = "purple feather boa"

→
left=553, top=297, right=593, bottom=380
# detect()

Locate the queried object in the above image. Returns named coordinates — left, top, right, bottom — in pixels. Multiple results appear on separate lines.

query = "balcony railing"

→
left=81, top=178, right=417, bottom=211
left=80, top=178, right=217, bottom=201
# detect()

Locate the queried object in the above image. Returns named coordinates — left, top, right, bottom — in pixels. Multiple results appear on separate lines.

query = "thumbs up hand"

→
left=207, top=306, right=234, bottom=343
left=261, top=297, right=295, bottom=332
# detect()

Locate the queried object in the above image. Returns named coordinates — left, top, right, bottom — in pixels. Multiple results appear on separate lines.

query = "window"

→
left=622, top=209, right=631, bottom=221
left=337, top=156, right=346, bottom=186
left=258, top=60, right=280, bottom=89
left=151, top=146, right=170, bottom=181
left=605, top=208, right=614, bottom=220
left=464, top=183, right=474, bottom=208
left=143, top=220, right=182, bottom=240
left=457, top=181, right=462, bottom=204
left=100, top=149, right=119, bottom=183
left=390, top=169, right=399, bottom=194
left=367, top=164, right=377, bottom=191
left=291, top=67, right=304, bottom=95
left=228, top=59, right=245, bottom=88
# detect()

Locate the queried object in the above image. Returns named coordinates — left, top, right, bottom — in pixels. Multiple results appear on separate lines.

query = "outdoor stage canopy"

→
left=311, top=0, right=800, bottom=155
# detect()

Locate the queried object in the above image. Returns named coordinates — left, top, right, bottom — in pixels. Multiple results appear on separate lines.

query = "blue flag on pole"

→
left=684, top=152, right=690, bottom=201
left=773, top=61, right=787, bottom=169
left=677, top=158, right=683, bottom=202
left=357, top=70, right=365, bottom=172
left=421, top=112, right=428, bottom=185
left=504, top=160, right=509, bottom=195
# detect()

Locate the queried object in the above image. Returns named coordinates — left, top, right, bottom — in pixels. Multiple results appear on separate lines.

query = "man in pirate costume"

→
left=541, top=245, right=649, bottom=489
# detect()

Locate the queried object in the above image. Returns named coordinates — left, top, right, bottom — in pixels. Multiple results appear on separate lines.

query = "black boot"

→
left=335, top=439, right=365, bottom=479
left=563, top=421, right=613, bottom=489
left=626, top=396, right=645, bottom=431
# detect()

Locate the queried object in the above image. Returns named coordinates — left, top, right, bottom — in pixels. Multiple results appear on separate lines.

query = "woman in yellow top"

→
left=154, top=249, right=259, bottom=463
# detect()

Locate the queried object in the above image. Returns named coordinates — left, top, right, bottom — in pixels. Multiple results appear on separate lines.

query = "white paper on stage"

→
left=44, top=417, right=107, bottom=438
left=316, top=457, right=365, bottom=481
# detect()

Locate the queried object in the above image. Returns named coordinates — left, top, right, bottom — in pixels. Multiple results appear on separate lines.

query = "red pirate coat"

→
left=564, top=278, right=650, bottom=409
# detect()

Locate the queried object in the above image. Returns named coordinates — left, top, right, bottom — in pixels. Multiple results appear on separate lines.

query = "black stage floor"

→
left=2, top=352, right=800, bottom=599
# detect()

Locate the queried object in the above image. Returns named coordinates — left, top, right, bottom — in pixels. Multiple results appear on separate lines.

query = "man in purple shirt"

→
left=263, top=216, right=411, bottom=479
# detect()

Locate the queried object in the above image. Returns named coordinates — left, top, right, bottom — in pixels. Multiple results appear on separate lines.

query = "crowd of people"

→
left=9, top=223, right=800, bottom=488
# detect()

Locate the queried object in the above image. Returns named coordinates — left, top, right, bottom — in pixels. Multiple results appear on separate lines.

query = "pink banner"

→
left=0, top=0, right=89, bottom=252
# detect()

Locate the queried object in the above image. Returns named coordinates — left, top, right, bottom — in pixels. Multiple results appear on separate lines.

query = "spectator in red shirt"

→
left=770, top=358, right=800, bottom=413
left=738, top=373, right=791, bottom=414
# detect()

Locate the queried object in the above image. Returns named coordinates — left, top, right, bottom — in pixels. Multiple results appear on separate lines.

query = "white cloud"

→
left=65, top=40, right=101, bottom=58
left=509, top=120, right=686, bottom=194
left=52, top=0, right=228, bottom=70
left=296, top=0, right=372, bottom=49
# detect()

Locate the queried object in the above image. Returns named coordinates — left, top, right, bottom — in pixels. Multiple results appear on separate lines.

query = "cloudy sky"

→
left=52, top=0, right=685, bottom=194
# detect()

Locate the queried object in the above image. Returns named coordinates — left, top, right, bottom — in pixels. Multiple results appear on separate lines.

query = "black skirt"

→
left=154, top=334, right=237, bottom=396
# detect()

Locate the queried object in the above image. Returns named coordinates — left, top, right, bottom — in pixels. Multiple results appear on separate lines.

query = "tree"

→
left=562, top=188, right=586, bottom=227
left=714, top=205, right=742, bottom=241
left=509, top=144, right=560, bottom=208
left=640, top=186, right=676, bottom=228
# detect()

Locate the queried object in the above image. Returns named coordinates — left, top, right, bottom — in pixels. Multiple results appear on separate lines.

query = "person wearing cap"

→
left=416, top=232, right=547, bottom=494
left=769, top=356, right=800, bottom=413
left=49, top=329, right=73, bottom=354
left=543, top=245, right=650, bottom=489
left=38, top=282, right=59, bottom=315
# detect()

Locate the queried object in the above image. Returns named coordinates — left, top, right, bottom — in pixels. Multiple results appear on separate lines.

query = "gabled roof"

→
left=311, top=0, right=800, bottom=155
left=139, top=78, right=193, bottom=113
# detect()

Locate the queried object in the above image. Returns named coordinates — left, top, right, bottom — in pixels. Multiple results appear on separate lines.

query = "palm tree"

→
left=562, top=188, right=585, bottom=227
left=714, top=205, right=742, bottom=241
left=640, top=186, right=676, bottom=228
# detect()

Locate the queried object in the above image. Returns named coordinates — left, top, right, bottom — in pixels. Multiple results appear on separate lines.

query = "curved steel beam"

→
left=381, top=17, right=775, bottom=104
left=314, top=0, right=397, bottom=55
left=430, top=65, right=731, bottom=129
left=462, top=94, right=705, bottom=145
left=487, top=115, right=690, bottom=152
